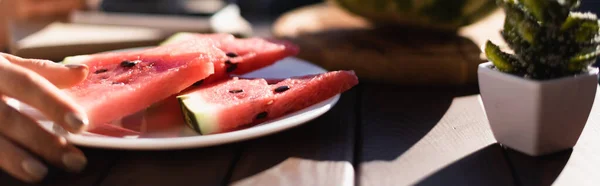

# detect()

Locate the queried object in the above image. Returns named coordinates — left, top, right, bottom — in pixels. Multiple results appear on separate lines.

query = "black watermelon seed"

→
left=274, top=86, right=290, bottom=93
left=226, top=63, right=238, bottom=73
left=255, top=112, right=268, bottom=120
left=225, top=60, right=233, bottom=65
left=229, top=89, right=244, bottom=93
left=226, top=52, right=238, bottom=58
left=94, top=69, right=108, bottom=74
left=120, top=60, right=137, bottom=68
left=192, top=80, right=204, bottom=86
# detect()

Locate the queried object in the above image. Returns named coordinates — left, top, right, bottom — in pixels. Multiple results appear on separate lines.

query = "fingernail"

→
left=22, top=159, right=48, bottom=181
left=64, top=112, right=89, bottom=131
left=64, top=64, right=87, bottom=69
left=62, top=153, right=87, bottom=172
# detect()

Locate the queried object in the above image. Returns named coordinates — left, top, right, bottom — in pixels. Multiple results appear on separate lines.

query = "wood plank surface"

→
left=505, top=88, right=600, bottom=186
left=0, top=147, right=122, bottom=186
left=98, top=144, right=239, bottom=186
left=228, top=87, right=359, bottom=186
left=358, top=84, right=516, bottom=186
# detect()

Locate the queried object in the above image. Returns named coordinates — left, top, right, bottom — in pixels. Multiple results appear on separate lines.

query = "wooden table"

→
left=3, top=12, right=600, bottom=186
left=2, top=82, right=600, bottom=186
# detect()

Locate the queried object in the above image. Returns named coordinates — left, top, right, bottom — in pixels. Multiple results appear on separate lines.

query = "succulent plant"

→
left=485, top=0, right=600, bottom=80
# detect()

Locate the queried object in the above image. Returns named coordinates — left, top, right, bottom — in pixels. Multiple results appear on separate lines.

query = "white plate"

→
left=9, top=57, right=339, bottom=150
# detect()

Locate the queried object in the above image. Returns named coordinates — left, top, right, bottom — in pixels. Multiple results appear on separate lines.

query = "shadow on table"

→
left=503, top=147, right=572, bottom=186
left=414, top=144, right=515, bottom=186
left=359, top=83, right=481, bottom=162
left=413, top=144, right=571, bottom=186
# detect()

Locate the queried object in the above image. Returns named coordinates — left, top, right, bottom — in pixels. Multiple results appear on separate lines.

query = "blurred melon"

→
left=332, top=0, right=498, bottom=30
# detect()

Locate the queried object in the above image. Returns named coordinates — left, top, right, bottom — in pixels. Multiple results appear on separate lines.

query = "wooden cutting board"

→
left=272, top=3, right=505, bottom=85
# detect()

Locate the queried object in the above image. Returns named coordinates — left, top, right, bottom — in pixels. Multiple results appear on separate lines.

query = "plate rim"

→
left=65, top=94, right=339, bottom=150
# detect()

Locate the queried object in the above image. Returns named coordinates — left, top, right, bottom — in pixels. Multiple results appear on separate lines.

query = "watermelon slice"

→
left=63, top=34, right=299, bottom=127
left=62, top=40, right=218, bottom=126
left=112, top=33, right=299, bottom=133
left=178, top=71, right=359, bottom=135
left=161, top=33, right=300, bottom=85
left=65, top=33, right=298, bottom=84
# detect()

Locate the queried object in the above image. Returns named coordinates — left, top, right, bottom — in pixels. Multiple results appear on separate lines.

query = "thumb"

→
left=0, top=53, right=89, bottom=88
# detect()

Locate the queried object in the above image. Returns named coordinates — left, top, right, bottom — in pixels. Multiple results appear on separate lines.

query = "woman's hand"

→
left=0, top=53, right=89, bottom=183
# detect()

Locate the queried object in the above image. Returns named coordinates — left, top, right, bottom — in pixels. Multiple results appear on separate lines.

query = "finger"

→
left=0, top=53, right=88, bottom=88
left=0, top=58, right=89, bottom=132
left=0, top=135, right=48, bottom=183
left=0, top=101, right=87, bottom=173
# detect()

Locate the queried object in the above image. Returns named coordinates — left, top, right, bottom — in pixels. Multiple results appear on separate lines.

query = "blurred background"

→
left=1, top=0, right=599, bottom=85
left=99, top=0, right=323, bottom=18
left=97, top=0, right=600, bottom=19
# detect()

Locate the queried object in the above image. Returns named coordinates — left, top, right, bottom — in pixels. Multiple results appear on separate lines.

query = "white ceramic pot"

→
left=478, top=62, right=599, bottom=156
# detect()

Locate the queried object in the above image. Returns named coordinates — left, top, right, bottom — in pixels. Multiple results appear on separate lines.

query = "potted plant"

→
left=479, top=0, right=600, bottom=156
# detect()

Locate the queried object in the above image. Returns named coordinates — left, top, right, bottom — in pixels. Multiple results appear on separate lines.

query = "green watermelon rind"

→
left=177, top=95, right=219, bottom=135
left=177, top=96, right=201, bottom=134
left=333, top=0, right=498, bottom=30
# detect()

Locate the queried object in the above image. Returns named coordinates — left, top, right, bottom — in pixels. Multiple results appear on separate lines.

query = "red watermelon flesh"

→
left=69, top=33, right=299, bottom=89
left=86, top=123, right=141, bottom=138
left=162, top=33, right=300, bottom=85
left=178, top=71, right=358, bottom=135
left=63, top=42, right=217, bottom=126
left=117, top=96, right=185, bottom=133
left=265, top=71, right=358, bottom=120
left=214, top=36, right=300, bottom=75
left=62, top=34, right=298, bottom=133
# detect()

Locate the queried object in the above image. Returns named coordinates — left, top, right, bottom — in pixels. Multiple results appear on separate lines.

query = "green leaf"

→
left=569, top=50, right=600, bottom=71
left=521, top=0, right=548, bottom=22
left=485, top=40, right=516, bottom=72
left=521, top=0, right=569, bottom=25
left=503, top=2, right=539, bottom=44
left=561, top=13, right=599, bottom=43
left=575, top=21, right=599, bottom=43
